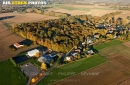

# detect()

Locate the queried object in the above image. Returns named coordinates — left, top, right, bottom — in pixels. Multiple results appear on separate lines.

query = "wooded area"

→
left=11, top=11, right=130, bottom=52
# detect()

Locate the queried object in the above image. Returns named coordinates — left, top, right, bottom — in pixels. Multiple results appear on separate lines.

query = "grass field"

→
left=37, top=54, right=106, bottom=85
left=94, top=40, right=122, bottom=50
left=0, top=60, right=27, bottom=85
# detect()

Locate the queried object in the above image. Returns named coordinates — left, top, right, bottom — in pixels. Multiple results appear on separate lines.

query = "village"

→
left=9, top=36, right=95, bottom=85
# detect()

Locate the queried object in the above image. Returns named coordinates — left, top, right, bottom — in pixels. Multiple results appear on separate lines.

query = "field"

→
left=0, top=21, right=37, bottom=62
left=52, top=57, right=130, bottom=85
left=48, top=4, right=119, bottom=16
left=47, top=4, right=130, bottom=23
left=0, top=39, right=129, bottom=85
left=0, top=4, right=130, bottom=25
left=50, top=40, right=130, bottom=85
left=0, top=60, right=27, bottom=85
left=0, top=13, right=59, bottom=25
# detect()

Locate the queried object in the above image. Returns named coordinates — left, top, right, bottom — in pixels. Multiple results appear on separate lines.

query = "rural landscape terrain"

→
left=0, top=0, right=130, bottom=85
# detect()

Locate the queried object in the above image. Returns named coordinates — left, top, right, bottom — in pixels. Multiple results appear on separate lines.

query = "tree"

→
left=41, top=63, right=47, bottom=71
left=57, top=53, right=62, bottom=59
left=35, top=52, right=40, bottom=58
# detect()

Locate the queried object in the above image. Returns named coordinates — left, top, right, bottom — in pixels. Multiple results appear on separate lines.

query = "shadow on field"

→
left=0, top=16, right=15, bottom=20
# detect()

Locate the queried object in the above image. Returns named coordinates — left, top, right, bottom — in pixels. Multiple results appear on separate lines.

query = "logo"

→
left=2, top=0, right=47, bottom=5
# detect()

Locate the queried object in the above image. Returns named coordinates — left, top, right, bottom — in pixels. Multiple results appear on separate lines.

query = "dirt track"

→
left=51, top=53, right=130, bottom=85
left=0, top=21, right=37, bottom=62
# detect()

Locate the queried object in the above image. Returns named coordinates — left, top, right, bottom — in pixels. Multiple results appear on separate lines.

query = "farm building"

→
left=27, top=49, right=40, bottom=57
left=13, top=42, right=24, bottom=48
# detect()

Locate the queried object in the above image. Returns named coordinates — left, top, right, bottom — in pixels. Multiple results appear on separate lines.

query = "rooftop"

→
left=27, top=49, right=40, bottom=57
left=21, top=62, right=42, bottom=78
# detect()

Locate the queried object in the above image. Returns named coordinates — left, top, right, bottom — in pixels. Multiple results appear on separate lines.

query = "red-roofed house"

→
left=14, top=42, right=24, bottom=48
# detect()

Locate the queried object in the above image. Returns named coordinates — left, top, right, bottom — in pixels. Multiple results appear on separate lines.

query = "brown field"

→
left=0, top=13, right=59, bottom=25
left=48, top=8, right=120, bottom=16
left=51, top=54, right=130, bottom=85
left=0, top=4, right=129, bottom=25
left=0, top=21, right=37, bottom=62
left=123, top=41, right=130, bottom=48
left=48, top=4, right=119, bottom=16
left=48, top=4, right=130, bottom=21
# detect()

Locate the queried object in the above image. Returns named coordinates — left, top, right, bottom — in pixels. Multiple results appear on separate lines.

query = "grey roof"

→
left=38, top=57, right=47, bottom=63
left=21, top=62, right=42, bottom=78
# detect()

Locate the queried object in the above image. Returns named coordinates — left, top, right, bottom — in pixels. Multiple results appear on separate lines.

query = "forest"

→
left=11, top=11, right=130, bottom=52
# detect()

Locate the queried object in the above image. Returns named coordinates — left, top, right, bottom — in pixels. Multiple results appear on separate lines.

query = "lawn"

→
left=0, top=60, right=27, bottom=85
left=94, top=40, right=122, bottom=50
left=37, top=54, right=106, bottom=85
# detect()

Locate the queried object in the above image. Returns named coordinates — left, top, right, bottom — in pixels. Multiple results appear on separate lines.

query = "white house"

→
left=27, top=49, right=40, bottom=57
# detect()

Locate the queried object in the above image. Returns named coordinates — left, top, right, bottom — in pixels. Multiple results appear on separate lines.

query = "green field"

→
left=94, top=40, right=122, bottom=50
left=0, top=60, right=27, bottom=85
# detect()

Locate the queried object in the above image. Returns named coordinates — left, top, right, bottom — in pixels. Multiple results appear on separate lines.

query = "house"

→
left=94, top=34, right=100, bottom=38
left=74, top=49, right=81, bottom=53
left=65, top=56, right=71, bottom=61
left=87, top=39, right=93, bottom=44
left=38, top=57, right=47, bottom=63
left=38, top=52, right=57, bottom=64
left=71, top=53, right=78, bottom=57
left=87, top=50, right=94, bottom=55
left=14, top=42, right=24, bottom=48
left=27, top=49, right=40, bottom=57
